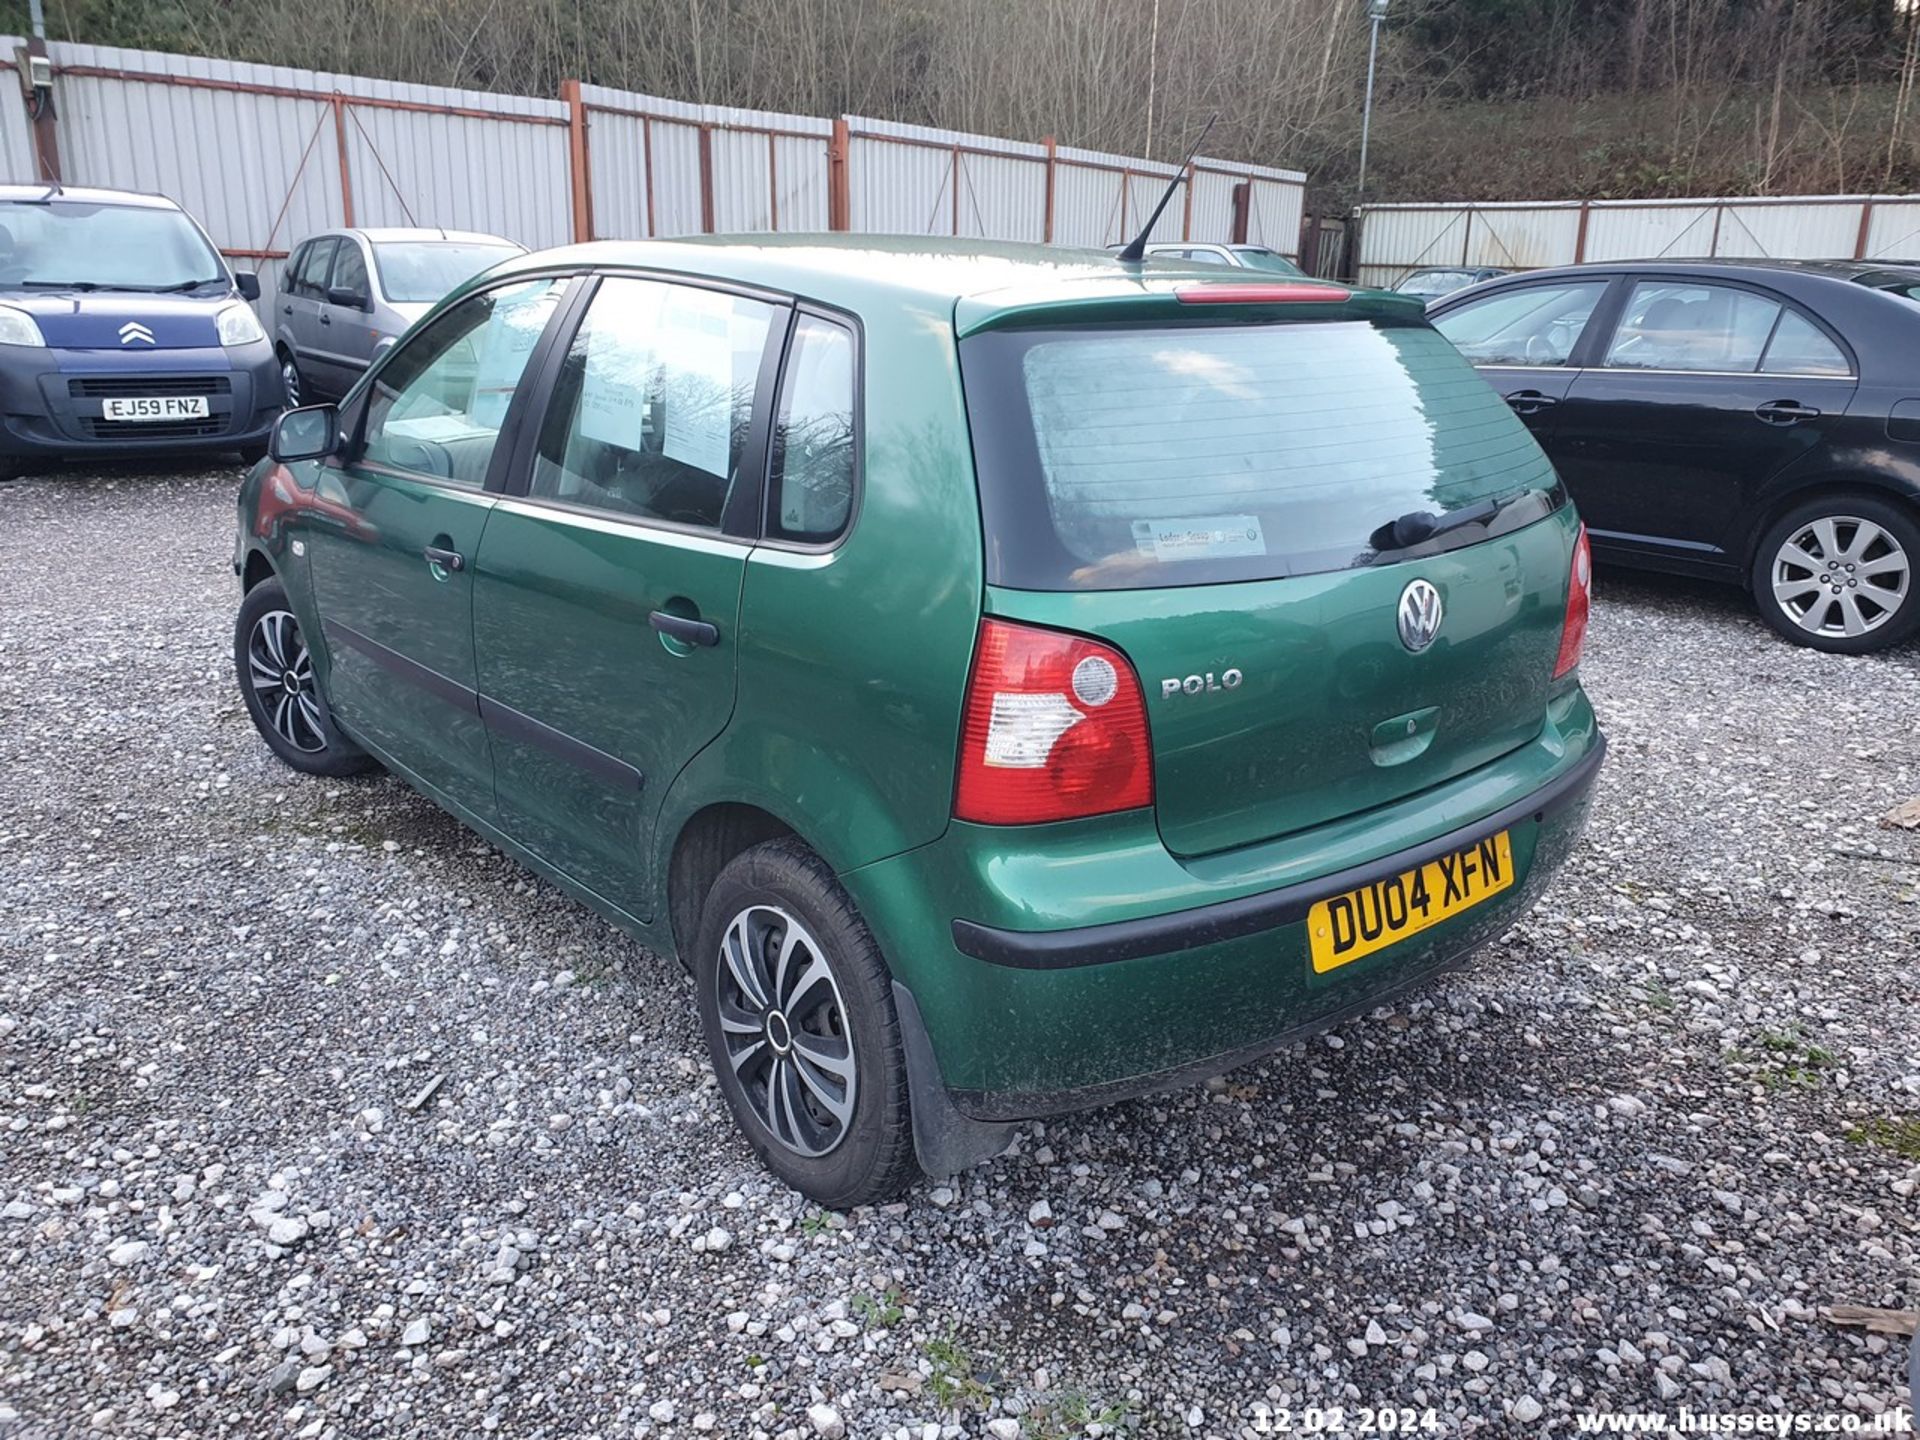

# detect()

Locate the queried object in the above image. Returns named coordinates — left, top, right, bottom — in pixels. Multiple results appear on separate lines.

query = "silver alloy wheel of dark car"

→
left=1769, top=514, right=1911, bottom=640
left=245, top=609, right=326, bottom=754
left=713, top=903, right=858, bottom=1158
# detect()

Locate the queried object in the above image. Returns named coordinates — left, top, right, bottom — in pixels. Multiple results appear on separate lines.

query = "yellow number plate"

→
left=1307, top=831, right=1514, bottom=973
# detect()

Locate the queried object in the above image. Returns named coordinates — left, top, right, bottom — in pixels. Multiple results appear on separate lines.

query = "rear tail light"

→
left=1552, top=525, right=1592, bottom=679
left=1175, top=282, right=1350, bottom=304
left=954, top=619, right=1153, bottom=825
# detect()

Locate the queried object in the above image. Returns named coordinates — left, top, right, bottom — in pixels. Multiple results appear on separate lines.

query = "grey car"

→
left=1105, top=240, right=1307, bottom=274
left=274, top=228, right=524, bottom=404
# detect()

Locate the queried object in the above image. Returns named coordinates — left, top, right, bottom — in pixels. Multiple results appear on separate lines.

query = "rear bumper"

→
left=842, top=690, right=1603, bottom=1130
left=0, top=341, right=283, bottom=460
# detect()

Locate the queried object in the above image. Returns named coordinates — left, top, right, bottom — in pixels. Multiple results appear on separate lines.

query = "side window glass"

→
left=1761, top=310, right=1850, bottom=376
left=293, top=238, right=335, bottom=299
left=530, top=277, right=777, bottom=531
left=329, top=242, right=368, bottom=302
left=360, top=278, right=562, bottom=488
left=1604, top=281, right=1779, bottom=372
left=1431, top=281, right=1606, bottom=366
left=282, top=242, right=307, bottom=293
left=1186, top=248, right=1232, bottom=266
left=769, top=315, right=857, bottom=543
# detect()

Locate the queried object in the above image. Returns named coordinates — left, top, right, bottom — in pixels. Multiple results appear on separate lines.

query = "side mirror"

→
left=270, top=404, right=340, bottom=463
left=327, top=285, right=370, bottom=311
left=234, top=270, right=261, bottom=302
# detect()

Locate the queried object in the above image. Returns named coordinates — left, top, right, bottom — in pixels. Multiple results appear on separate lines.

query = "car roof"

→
left=316, top=226, right=523, bottom=247
left=0, top=183, right=181, bottom=210
left=494, top=235, right=1387, bottom=318
left=1495, top=256, right=1920, bottom=284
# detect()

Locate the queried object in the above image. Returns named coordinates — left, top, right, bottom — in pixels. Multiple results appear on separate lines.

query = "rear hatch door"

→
left=958, top=288, right=1576, bottom=859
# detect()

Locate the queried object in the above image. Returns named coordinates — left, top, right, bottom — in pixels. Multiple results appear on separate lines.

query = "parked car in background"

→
left=1110, top=240, right=1307, bottom=274
left=275, top=228, right=524, bottom=404
left=232, top=238, right=1602, bottom=1204
left=1395, top=266, right=1510, bottom=302
left=0, top=184, right=279, bottom=479
left=1430, top=258, right=1920, bottom=652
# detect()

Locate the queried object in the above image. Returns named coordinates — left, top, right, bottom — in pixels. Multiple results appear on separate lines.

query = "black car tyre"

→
left=277, top=347, right=305, bottom=409
left=234, top=576, right=376, bottom=777
left=1751, top=494, right=1920, bottom=654
left=695, top=838, right=917, bottom=1208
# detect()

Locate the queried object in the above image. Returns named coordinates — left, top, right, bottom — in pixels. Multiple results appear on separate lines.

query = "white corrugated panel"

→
left=1459, top=205, right=1582, bottom=269
left=1708, top=199, right=1861, bottom=259
left=1864, top=198, right=1920, bottom=260
left=0, top=37, right=39, bottom=179
left=44, top=40, right=569, bottom=270
left=344, top=103, right=569, bottom=249
left=585, top=107, right=651, bottom=238
left=953, top=150, right=1045, bottom=241
left=1357, top=207, right=1471, bottom=280
left=1053, top=144, right=1179, bottom=249
left=1243, top=177, right=1305, bottom=256
left=1186, top=168, right=1237, bottom=242
left=846, top=117, right=972, bottom=235
left=1583, top=203, right=1714, bottom=261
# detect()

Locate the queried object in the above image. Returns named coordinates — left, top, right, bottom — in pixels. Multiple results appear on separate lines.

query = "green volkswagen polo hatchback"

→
left=232, top=238, right=1604, bottom=1206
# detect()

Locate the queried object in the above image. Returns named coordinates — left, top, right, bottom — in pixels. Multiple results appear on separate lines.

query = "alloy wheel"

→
left=246, top=609, right=326, bottom=753
left=1770, top=515, right=1910, bottom=640
left=713, top=904, right=857, bottom=1158
left=280, top=356, right=301, bottom=408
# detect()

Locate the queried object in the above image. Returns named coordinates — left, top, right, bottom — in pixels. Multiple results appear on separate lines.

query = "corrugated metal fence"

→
left=0, top=37, right=1307, bottom=318
left=1356, top=195, right=1920, bottom=289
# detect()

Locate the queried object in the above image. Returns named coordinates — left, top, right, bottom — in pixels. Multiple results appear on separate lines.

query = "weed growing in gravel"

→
left=852, top=1286, right=905, bottom=1328
left=798, top=1210, right=833, bottom=1238
left=1642, top=978, right=1675, bottom=1012
left=1726, top=1024, right=1838, bottom=1090
left=1844, top=1115, right=1920, bottom=1158
left=1027, top=1389, right=1134, bottom=1438
left=923, top=1332, right=991, bottom=1411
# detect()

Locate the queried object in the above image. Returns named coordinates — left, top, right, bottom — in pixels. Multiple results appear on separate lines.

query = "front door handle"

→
left=649, top=610, right=720, bottom=648
left=1756, top=399, right=1820, bottom=425
left=282, top=304, right=293, bottom=315
left=1505, top=389, right=1558, bottom=416
left=422, top=545, right=465, bottom=574
left=318, top=312, right=331, bottom=326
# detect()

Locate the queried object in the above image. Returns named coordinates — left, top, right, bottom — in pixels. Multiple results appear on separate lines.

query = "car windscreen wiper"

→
left=19, top=279, right=103, bottom=290
left=1372, top=490, right=1527, bottom=552
left=149, top=277, right=225, bottom=292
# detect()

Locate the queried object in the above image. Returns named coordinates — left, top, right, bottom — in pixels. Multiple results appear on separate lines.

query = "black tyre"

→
left=694, top=838, right=916, bottom=1208
left=277, top=347, right=305, bottom=409
left=234, top=576, right=376, bottom=777
left=1751, top=494, right=1920, bottom=654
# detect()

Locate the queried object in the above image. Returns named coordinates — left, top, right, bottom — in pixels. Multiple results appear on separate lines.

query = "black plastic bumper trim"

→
left=950, top=732, right=1606, bottom=971
left=323, top=618, right=476, bottom=714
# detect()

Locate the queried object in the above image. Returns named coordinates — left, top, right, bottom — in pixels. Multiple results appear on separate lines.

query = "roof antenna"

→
left=1117, top=112, right=1216, bottom=264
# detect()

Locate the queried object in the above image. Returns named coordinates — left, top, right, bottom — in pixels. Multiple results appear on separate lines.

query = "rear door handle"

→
left=1504, top=389, right=1558, bottom=416
left=281, top=304, right=293, bottom=315
left=422, top=545, right=465, bottom=573
left=649, top=611, right=720, bottom=648
left=318, top=312, right=331, bottom=326
left=1756, top=399, right=1820, bottom=425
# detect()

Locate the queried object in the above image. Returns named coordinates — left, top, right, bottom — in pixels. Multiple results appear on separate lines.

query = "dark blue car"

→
left=0, top=184, right=283, bottom=480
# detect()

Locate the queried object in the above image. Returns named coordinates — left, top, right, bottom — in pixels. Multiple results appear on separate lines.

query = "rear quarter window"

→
left=960, top=318, right=1560, bottom=590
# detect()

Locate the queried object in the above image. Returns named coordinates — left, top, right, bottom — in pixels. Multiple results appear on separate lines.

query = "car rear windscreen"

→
left=959, top=318, right=1561, bottom=591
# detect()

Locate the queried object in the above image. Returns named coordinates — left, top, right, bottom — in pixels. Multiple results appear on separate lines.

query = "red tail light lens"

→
left=954, top=619, right=1153, bottom=825
left=1175, top=282, right=1350, bottom=304
left=1553, top=525, right=1592, bottom=679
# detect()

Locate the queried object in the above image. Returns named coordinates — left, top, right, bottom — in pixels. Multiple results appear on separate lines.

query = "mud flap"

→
left=891, top=981, right=1016, bottom=1178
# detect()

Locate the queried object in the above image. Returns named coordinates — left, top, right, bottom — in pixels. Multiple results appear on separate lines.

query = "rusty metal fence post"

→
left=562, top=78, right=593, bottom=242
left=828, top=118, right=851, bottom=231
left=330, top=96, right=354, bottom=226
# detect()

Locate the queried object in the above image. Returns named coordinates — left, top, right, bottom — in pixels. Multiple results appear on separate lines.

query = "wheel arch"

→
left=1741, top=471, right=1920, bottom=569
left=665, top=802, right=799, bottom=971
left=241, top=547, right=277, bottom=593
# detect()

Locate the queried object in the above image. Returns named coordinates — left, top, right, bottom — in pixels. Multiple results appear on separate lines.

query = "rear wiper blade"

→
left=1375, top=491, right=1525, bottom=551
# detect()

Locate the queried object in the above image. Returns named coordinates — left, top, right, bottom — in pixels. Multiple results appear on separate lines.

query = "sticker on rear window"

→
left=1132, top=515, right=1267, bottom=563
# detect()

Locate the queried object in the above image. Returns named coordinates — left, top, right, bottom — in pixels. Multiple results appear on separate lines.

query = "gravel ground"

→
left=0, top=465, right=1915, bottom=1440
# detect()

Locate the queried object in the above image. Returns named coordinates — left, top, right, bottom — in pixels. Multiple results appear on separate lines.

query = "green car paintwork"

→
left=236, top=236, right=1602, bottom=1157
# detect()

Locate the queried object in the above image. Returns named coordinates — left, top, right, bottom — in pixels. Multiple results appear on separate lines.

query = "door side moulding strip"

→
left=323, top=618, right=477, bottom=713
left=321, top=619, right=643, bottom=791
left=478, top=694, right=645, bottom=792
